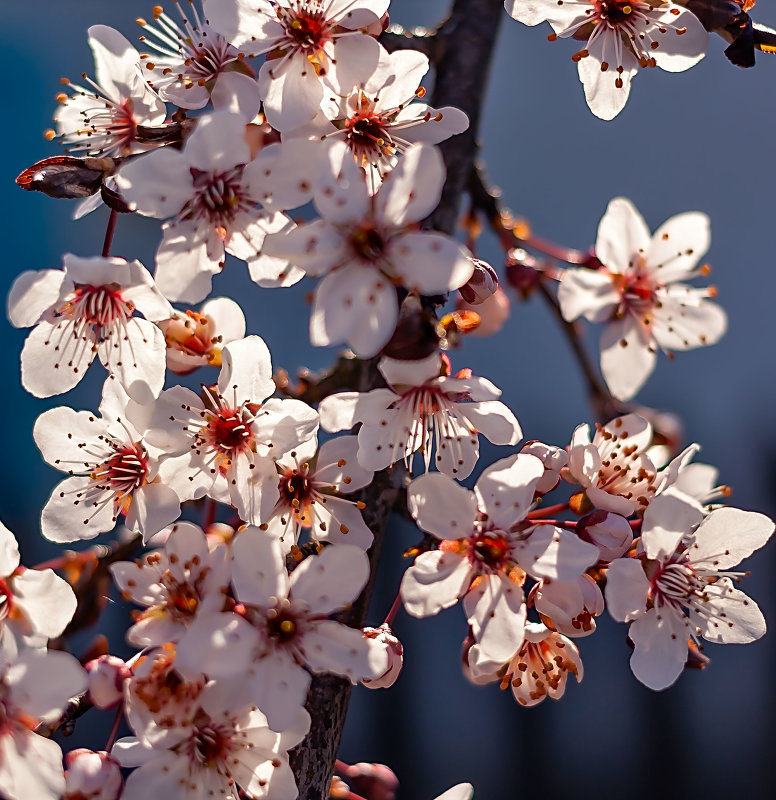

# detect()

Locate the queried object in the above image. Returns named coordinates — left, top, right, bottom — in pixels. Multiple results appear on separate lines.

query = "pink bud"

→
left=458, top=258, right=499, bottom=305
left=64, top=749, right=122, bottom=800
left=86, top=655, right=130, bottom=709
left=361, top=624, right=403, bottom=689
left=457, top=287, right=511, bottom=337
left=341, top=762, right=399, bottom=800
left=578, top=510, right=633, bottom=561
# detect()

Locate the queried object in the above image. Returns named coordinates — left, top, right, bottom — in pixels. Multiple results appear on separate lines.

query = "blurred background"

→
left=2, top=1, right=775, bottom=798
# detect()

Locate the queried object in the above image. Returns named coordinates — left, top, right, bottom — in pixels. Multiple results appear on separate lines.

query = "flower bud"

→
left=577, top=510, right=633, bottom=561
left=361, top=624, right=403, bottom=689
left=458, top=258, right=499, bottom=305
left=85, top=655, right=130, bottom=709
left=340, top=762, right=399, bottom=800
left=457, top=287, right=510, bottom=336
left=64, top=749, right=123, bottom=800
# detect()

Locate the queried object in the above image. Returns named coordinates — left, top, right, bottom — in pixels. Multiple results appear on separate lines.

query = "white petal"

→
left=175, top=611, right=258, bottom=679
left=517, top=526, right=599, bottom=581
left=641, top=494, right=704, bottom=561
left=0, top=521, right=20, bottom=576
left=259, top=56, right=325, bottom=132
left=408, top=473, right=478, bottom=540
left=474, top=453, right=543, bottom=530
left=20, top=319, right=94, bottom=397
left=599, top=314, right=656, bottom=401
left=646, top=211, right=709, bottom=281
left=41, top=476, right=116, bottom=543
left=115, top=148, right=193, bottom=217
left=459, top=400, right=522, bottom=446
left=290, top=544, right=369, bottom=615
left=245, top=654, right=311, bottom=733
left=0, top=728, right=65, bottom=800
left=231, top=527, right=290, bottom=605
left=689, top=507, right=774, bottom=570
left=313, top=140, right=369, bottom=223
left=651, top=286, right=727, bottom=352
left=318, top=389, right=396, bottom=432
left=400, top=550, right=471, bottom=617
left=262, top=219, right=347, bottom=276
left=596, top=197, right=651, bottom=274
left=183, top=111, right=250, bottom=172
left=463, top=576, right=526, bottom=663
left=8, top=650, right=86, bottom=720
left=605, top=558, right=649, bottom=622
left=154, top=222, right=222, bottom=303
left=12, top=568, right=77, bottom=638
left=301, top=619, right=387, bottom=681
left=693, top=582, right=766, bottom=644
left=124, top=483, right=181, bottom=542
left=218, top=335, right=275, bottom=405
left=628, top=606, right=688, bottom=690
left=210, top=70, right=262, bottom=120
left=649, top=6, right=708, bottom=73
left=7, top=269, right=65, bottom=328
left=557, top=268, right=619, bottom=323
left=578, top=39, right=638, bottom=121
left=387, top=232, right=474, bottom=294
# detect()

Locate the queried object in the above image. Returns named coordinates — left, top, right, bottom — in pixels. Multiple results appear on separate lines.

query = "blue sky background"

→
left=2, top=1, right=776, bottom=797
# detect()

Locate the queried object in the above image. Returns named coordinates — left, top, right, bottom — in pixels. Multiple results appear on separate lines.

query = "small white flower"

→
left=8, top=254, right=172, bottom=402
left=606, top=494, right=774, bottom=689
left=506, top=0, right=708, bottom=119
left=33, top=381, right=181, bottom=543
left=557, top=198, right=726, bottom=400
left=319, top=353, right=521, bottom=478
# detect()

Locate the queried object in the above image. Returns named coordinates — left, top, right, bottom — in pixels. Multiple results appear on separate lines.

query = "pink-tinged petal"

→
left=596, top=197, right=651, bottom=275
left=313, top=141, right=370, bottom=223
left=355, top=407, right=414, bottom=472
left=115, top=148, right=193, bottom=217
left=505, top=0, right=583, bottom=28
left=184, top=111, right=250, bottom=172
left=330, top=0, right=390, bottom=27
left=326, top=33, right=382, bottom=95
left=599, top=314, right=656, bottom=401
left=557, top=268, right=619, bottom=323
left=459, top=400, right=522, bottom=446
left=650, top=6, right=708, bottom=72
left=577, top=39, right=638, bottom=121
left=595, top=413, right=653, bottom=454
left=246, top=138, right=322, bottom=210
left=434, top=784, right=475, bottom=800
left=7, top=269, right=65, bottom=328
left=175, top=611, right=258, bottom=679
left=290, top=544, right=369, bottom=614
left=122, top=262, right=175, bottom=322
left=12, top=568, right=77, bottom=638
left=463, top=576, right=526, bottom=663
left=379, top=354, right=441, bottom=387
left=584, top=486, right=639, bottom=517
left=20, top=319, right=95, bottom=397
left=259, top=56, right=325, bottom=132
left=154, top=222, right=222, bottom=304
left=433, top=414, right=480, bottom=480
left=260, top=397, right=319, bottom=453
left=0, top=728, right=66, bottom=800
left=310, top=266, right=398, bottom=357
left=394, top=104, right=469, bottom=145
left=628, top=606, right=688, bottom=690
left=605, top=558, right=649, bottom=622
left=210, top=70, right=262, bottom=120
left=262, top=219, right=347, bottom=276
left=245, top=654, right=311, bottom=733
left=313, top=500, right=374, bottom=549
left=41, top=476, right=116, bottom=543
left=124, top=483, right=181, bottom=542
left=689, top=507, right=774, bottom=570
left=315, top=436, right=373, bottom=491
left=156, top=451, right=215, bottom=502
left=651, top=286, right=727, bottom=352
left=408, top=473, right=478, bottom=539
left=115, top=753, right=192, bottom=800
left=400, top=550, right=472, bottom=617
left=319, top=389, right=396, bottom=432
left=518, top=526, right=599, bottom=581
left=225, top=209, right=290, bottom=261
left=97, top=318, right=166, bottom=404
left=474, top=453, right=543, bottom=530
left=372, top=49, right=429, bottom=107
left=110, top=560, right=163, bottom=606
left=0, top=521, right=20, bottom=576
left=218, top=335, right=275, bottom=405
left=641, top=494, right=703, bottom=561
left=388, top=232, right=474, bottom=294
left=692, top=581, right=765, bottom=644
left=203, top=0, right=278, bottom=49
left=201, top=296, right=246, bottom=342
left=33, top=406, right=107, bottom=468
left=302, top=619, right=387, bottom=681
left=231, top=527, right=290, bottom=605
left=229, top=454, right=278, bottom=525
left=646, top=211, right=709, bottom=281
left=8, top=650, right=86, bottom=720
left=376, top=143, right=445, bottom=227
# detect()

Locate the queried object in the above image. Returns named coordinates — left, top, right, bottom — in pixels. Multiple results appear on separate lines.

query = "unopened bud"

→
left=340, top=762, right=399, bottom=800
left=86, top=655, right=130, bottom=709
left=457, top=287, right=510, bottom=337
left=577, top=510, right=633, bottom=561
left=361, top=624, right=403, bottom=689
left=64, top=749, right=123, bottom=800
left=458, top=258, right=499, bottom=305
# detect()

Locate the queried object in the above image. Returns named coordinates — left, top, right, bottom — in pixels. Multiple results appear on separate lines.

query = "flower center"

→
left=204, top=408, right=254, bottom=455
left=65, top=283, right=132, bottom=328
left=164, top=311, right=219, bottom=358
left=278, top=469, right=315, bottom=510
left=93, top=444, right=148, bottom=498
left=188, top=168, right=246, bottom=230
left=281, top=5, right=329, bottom=50
left=654, top=561, right=703, bottom=604
left=160, top=570, right=200, bottom=618
left=596, top=0, right=637, bottom=27
left=192, top=723, right=231, bottom=767
left=350, top=225, right=386, bottom=261
left=266, top=607, right=301, bottom=643
left=346, top=112, right=392, bottom=157
left=468, top=531, right=510, bottom=571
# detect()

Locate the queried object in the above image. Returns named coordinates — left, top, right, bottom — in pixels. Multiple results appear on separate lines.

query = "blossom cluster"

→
left=4, top=0, right=773, bottom=798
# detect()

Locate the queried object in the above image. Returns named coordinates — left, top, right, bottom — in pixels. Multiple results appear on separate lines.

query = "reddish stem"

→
left=104, top=705, right=124, bottom=752
left=102, top=208, right=118, bottom=257
left=531, top=520, right=578, bottom=530
left=526, top=502, right=570, bottom=520
left=32, top=550, right=92, bottom=572
left=203, top=499, right=217, bottom=529
left=383, top=591, right=402, bottom=627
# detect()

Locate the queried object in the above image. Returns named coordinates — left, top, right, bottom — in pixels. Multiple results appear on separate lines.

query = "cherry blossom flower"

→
left=606, top=494, right=774, bottom=689
left=0, top=649, right=87, bottom=800
left=0, top=520, right=78, bottom=659
left=266, top=434, right=374, bottom=550
left=52, top=25, right=166, bottom=156
left=114, top=681, right=308, bottom=800
left=262, top=141, right=475, bottom=357
left=319, top=353, right=522, bottom=478
left=563, top=413, right=690, bottom=516
left=203, top=0, right=390, bottom=131
left=33, top=381, right=181, bottom=543
left=175, top=531, right=388, bottom=731
left=110, top=522, right=230, bottom=647
left=505, top=1, right=708, bottom=120
left=115, top=111, right=295, bottom=303
left=401, top=455, right=599, bottom=663
left=138, top=1, right=262, bottom=120
left=468, top=622, right=583, bottom=707
left=557, top=197, right=727, bottom=400
left=133, top=336, right=318, bottom=525
left=7, top=254, right=172, bottom=402
left=160, top=296, right=246, bottom=374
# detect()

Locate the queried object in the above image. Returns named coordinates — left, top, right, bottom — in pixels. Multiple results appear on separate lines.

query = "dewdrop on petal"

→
left=361, top=624, right=404, bottom=689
